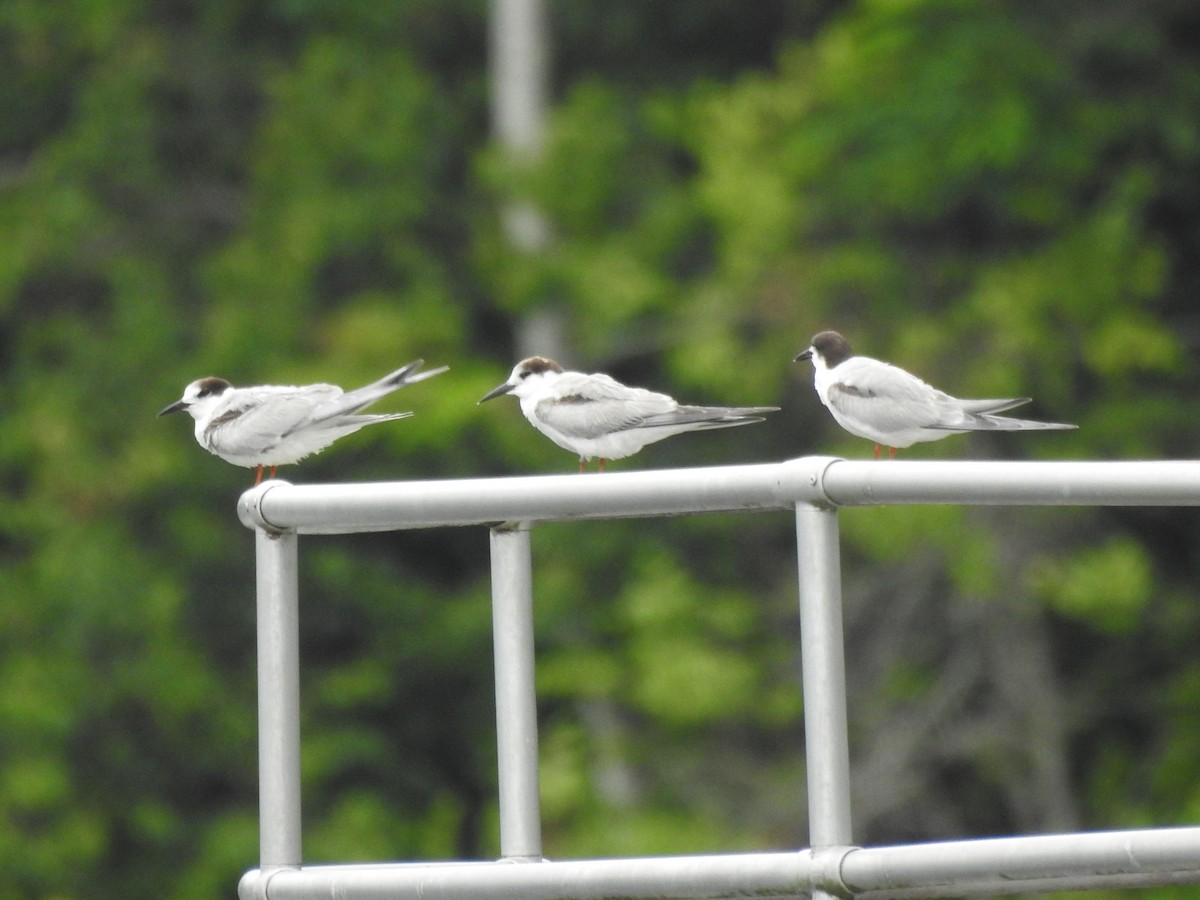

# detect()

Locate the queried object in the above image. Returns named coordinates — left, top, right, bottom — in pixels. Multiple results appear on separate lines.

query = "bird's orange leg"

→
left=873, top=444, right=881, bottom=460
left=598, top=458, right=607, bottom=473
left=254, top=465, right=264, bottom=485
left=269, top=466, right=278, bottom=480
left=578, top=457, right=587, bottom=473
left=889, top=447, right=897, bottom=459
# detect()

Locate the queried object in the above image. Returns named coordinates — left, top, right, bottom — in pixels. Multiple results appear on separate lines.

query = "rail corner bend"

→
left=237, top=480, right=294, bottom=535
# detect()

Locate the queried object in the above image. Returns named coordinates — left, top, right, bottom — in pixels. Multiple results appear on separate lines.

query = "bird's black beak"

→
left=794, top=349, right=814, bottom=363
left=157, top=399, right=187, bottom=417
left=479, top=382, right=515, bottom=404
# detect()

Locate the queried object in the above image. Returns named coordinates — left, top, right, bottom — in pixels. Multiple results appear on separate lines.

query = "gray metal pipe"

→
left=238, top=825, right=1200, bottom=899
left=236, top=462, right=819, bottom=534
left=840, top=825, right=1200, bottom=897
left=818, top=459, right=1200, bottom=507
left=255, top=529, right=302, bottom=869
left=795, top=505, right=853, bottom=851
left=239, top=460, right=1200, bottom=535
left=239, top=849, right=816, bottom=899
left=490, top=524, right=543, bottom=859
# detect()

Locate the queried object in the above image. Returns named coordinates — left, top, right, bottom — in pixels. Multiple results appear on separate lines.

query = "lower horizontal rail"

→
left=239, top=851, right=817, bottom=900
left=239, top=826, right=1200, bottom=900
left=843, top=825, right=1200, bottom=897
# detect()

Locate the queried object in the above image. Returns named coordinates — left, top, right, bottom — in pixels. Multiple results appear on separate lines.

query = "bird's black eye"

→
left=518, top=371, right=531, bottom=380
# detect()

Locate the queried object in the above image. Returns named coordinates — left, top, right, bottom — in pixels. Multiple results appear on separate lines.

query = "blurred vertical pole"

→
left=491, top=0, right=549, bottom=250
left=489, top=0, right=566, bottom=361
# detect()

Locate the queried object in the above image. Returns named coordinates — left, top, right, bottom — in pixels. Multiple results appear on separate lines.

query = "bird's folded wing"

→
left=209, top=389, right=337, bottom=451
left=535, top=393, right=674, bottom=438
left=826, top=362, right=952, bottom=431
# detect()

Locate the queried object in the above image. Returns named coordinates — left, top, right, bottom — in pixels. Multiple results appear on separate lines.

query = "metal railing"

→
left=236, top=458, right=1200, bottom=900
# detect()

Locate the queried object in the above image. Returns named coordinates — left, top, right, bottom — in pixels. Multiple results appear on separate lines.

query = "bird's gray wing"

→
left=533, top=373, right=679, bottom=438
left=533, top=394, right=671, bottom=438
left=207, top=386, right=341, bottom=453
left=824, top=359, right=957, bottom=432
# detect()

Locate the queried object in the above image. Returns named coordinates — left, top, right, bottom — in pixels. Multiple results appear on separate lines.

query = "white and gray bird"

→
left=480, top=356, right=778, bottom=471
left=159, top=359, right=448, bottom=482
left=794, top=330, right=1075, bottom=458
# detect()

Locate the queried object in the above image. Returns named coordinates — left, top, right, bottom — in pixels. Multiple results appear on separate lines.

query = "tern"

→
left=159, top=359, right=448, bottom=482
left=480, top=356, right=778, bottom=471
left=794, top=331, right=1076, bottom=458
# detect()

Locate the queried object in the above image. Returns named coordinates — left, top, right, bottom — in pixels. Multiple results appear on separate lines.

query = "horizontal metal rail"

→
left=238, top=459, right=1200, bottom=534
left=237, top=825, right=1200, bottom=899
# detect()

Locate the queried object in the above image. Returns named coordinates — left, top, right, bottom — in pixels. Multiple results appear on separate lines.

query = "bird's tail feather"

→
left=383, top=359, right=450, bottom=388
left=332, top=360, right=448, bottom=417
left=335, top=412, right=415, bottom=426
left=931, top=414, right=1077, bottom=432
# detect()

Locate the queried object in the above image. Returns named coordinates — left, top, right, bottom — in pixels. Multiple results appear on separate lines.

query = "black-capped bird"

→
left=481, top=356, right=777, bottom=471
left=795, top=331, right=1075, bottom=458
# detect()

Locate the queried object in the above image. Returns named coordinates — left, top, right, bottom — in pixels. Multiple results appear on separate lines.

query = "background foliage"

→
left=2, top=1, right=1199, bottom=896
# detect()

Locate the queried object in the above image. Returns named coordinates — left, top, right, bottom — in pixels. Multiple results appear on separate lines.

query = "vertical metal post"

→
left=490, top=523, right=543, bottom=860
left=256, top=529, right=302, bottom=869
left=795, top=503, right=853, bottom=869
